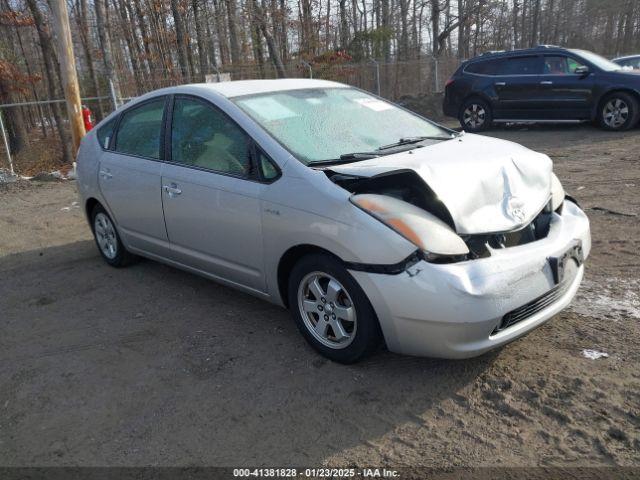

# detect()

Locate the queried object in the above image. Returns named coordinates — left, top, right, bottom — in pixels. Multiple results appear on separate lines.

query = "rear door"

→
left=160, top=95, right=266, bottom=292
left=492, top=55, right=544, bottom=119
left=98, top=96, right=170, bottom=256
left=537, top=54, right=595, bottom=119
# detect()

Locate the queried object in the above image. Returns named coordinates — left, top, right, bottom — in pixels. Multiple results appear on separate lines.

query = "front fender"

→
left=260, top=173, right=416, bottom=304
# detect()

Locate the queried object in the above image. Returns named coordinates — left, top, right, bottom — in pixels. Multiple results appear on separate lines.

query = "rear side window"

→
left=114, top=98, right=166, bottom=159
left=498, top=56, right=542, bottom=75
left=97, top=117, right=117, bottom=149
left=465, top=59, right=504, bottom=75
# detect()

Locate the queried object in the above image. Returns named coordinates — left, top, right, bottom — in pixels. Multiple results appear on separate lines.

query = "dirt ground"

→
left=0, top=124, right=639, bottom=469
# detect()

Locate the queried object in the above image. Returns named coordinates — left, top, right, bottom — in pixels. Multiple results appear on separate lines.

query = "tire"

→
left=459, top=98, right=493, bottom=132
left=90, top=204, right=137, bottom=267
left=288, top=254, right=382, bottom=363
left=598, top=92, right=639, bottom=131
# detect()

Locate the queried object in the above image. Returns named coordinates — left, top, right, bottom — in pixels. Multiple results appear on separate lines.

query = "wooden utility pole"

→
left=49, top=0, right=86, bottom=155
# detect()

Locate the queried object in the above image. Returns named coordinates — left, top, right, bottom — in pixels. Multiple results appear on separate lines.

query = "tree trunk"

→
left=225, top=0, right=242, bottom=65
left=193, top=0, right=209, bottom=80
left=253, top=0, right=286, bottom=77
left=339, top=0, right=349, bottom=49
left=171, top=0, right=191, bottom=80
left=25, top=0, right=73, bottom=164
left=76, top=0, right=105, bottom=119
left=381, top=0, right=390, bottom=61
left=95, top=0, right=121, bottom=106
left=530, top=0, right=540, bottom=46
left=115, top=0, right=145, bottom=92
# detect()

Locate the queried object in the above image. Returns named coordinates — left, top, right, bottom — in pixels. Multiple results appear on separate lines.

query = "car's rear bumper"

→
left=442, top=100, right=458, bottom=118
left=349, top=200, right=591, bottom=359
left=442, top=91, right=459, bottom=118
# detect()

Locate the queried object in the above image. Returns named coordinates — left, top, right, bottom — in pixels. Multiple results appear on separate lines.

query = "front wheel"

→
left=288, top=254, right=382, bottom=363
left=459, top=98, right=493, bottom=132
left=598, top=92, right=639, bottom=131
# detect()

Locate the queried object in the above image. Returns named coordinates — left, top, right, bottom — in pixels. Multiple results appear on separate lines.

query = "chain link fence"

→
left=113, top=57, right=460, bottom=101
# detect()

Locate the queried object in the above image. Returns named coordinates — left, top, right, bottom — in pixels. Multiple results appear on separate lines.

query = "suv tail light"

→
left=445, top=78, right=455, bottom=88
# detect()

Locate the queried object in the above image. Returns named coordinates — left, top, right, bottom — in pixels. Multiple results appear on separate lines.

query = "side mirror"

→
left=574, top=65, right=590, bottom=76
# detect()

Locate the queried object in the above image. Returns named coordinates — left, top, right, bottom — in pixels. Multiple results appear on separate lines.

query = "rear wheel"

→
left=288, top=254, right=381, bottom=363
left=459, top=98, right=492, bottom=132
left=598, top=92, right=639, bottom=131
left=91, top=204, right=137, bottom=267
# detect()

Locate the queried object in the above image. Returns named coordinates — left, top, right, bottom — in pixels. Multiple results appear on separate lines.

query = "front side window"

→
left=570, top=49, right=621, bottom=72
left=498, top=56, right=542, bottom=75
left=233, top=88, right=452, bottom=164
left=543, top=56, right=586, bottom=74
left=114, top=98, right=166, bottom=159
left=170, top=97, right=250, bottom=177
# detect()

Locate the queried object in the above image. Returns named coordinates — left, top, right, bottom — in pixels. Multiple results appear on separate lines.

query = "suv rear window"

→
left=498, top=56, right=542, bottom=75
left=465, top=59, right=504, bottom=75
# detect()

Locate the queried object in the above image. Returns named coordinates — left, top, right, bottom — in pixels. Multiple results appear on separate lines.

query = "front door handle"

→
left=540, top=80, right=553, bottom=85
left=99, top=169, right=112, bottom=179
left=494, top=81, right=506, bottom=86
left=163, top=183, right=182, bottom=197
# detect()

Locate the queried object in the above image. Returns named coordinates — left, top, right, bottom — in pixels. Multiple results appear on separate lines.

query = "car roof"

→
left=179, top=79, right=349, bottom=98
left=465, top=45, right=571, bottom=64
left=613, top=54, right=640, bottom=61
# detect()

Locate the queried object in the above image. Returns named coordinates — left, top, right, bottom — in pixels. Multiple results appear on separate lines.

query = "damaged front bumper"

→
left=349, top=200, right=591, bottom=359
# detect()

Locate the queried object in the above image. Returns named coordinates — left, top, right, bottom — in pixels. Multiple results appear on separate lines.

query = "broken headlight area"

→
left=350, top=193, right=470, bottom=261
left=328, top=170, right=456, bottom=229
left=461, top=202, right=554, bottom=259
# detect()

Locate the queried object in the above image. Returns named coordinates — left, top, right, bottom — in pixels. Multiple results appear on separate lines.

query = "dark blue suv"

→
left=443, top=46, right=640, bottom=132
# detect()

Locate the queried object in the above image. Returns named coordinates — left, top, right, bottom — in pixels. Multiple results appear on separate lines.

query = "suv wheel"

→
left=598, top=92, right=639, bottom=131
left=288, top=254, right=382, bottom=363
left=460, top=98, right=492, bottom=132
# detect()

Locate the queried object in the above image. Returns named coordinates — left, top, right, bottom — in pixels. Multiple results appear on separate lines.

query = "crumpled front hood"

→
left=329, top=133, right=553, bottom=235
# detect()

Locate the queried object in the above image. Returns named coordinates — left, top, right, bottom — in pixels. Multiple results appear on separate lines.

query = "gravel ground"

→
left=0, top=124, right=638, bottom=468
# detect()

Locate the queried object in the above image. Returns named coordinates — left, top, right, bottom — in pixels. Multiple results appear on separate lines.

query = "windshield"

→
left=233, top=88, right=452, bottom=164
left=570, top=49, right=622, bottom=72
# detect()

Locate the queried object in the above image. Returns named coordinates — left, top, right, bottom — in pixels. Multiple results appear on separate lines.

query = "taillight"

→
left=445, top=78, right=455, bottom=88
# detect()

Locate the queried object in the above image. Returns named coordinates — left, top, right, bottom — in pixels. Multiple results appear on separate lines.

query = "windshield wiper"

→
left=310, top=152, right=380, bottom=166
left=339, top=152, right=380, bottom=161
left=377, top=135, right=454, bottom=151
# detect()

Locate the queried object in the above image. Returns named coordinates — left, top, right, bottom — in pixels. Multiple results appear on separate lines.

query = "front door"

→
left=98, top=97, right=170, bottom=256
left=161, top=95, right=266, bottom=292
left=537, top=55, right=595, bottom=119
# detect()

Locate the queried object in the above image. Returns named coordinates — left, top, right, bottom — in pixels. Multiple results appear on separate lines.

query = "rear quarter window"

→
left=96, top=117, right=117, bottom=150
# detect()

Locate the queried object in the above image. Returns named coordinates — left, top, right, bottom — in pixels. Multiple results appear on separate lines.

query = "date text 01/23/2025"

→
left=233, top=468, right=400, bottom=478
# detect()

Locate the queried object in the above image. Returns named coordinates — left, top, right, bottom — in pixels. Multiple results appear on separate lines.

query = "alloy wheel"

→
left=94, top=212, right=118, bottom=259
left=603, top=98, right=629, bottom=129
left=463, top=103, right=486, bottom=129
left=297, top=272, right=357, bottom=349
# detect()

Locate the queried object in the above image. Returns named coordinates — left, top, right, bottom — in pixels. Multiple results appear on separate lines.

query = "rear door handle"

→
left=163, top=183, right=182, bottom=197
left=99, top=169, right=112, bottom=179
left=540, top=81, right=553, bottom=85
left=494, top=81, right=506, bottom=86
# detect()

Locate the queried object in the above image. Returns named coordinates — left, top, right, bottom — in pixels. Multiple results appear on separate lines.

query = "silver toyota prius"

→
left=76, top=79, right=591, bottom=363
